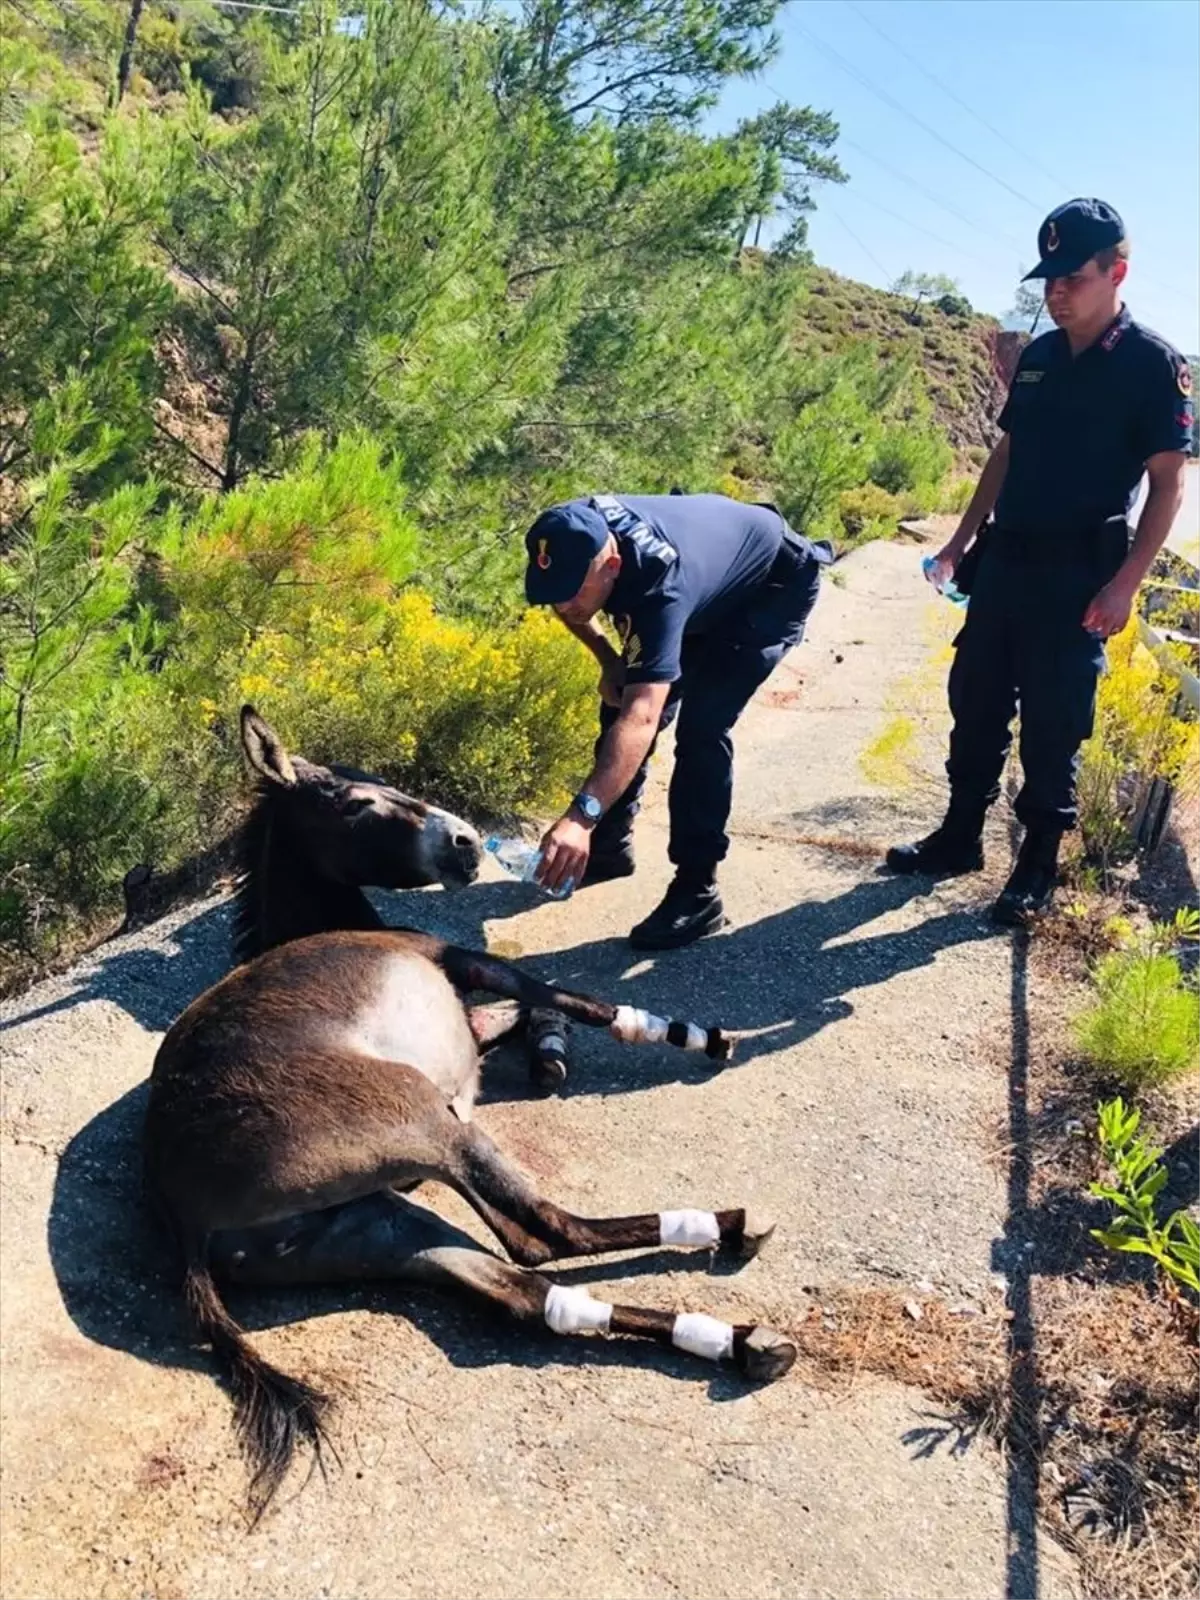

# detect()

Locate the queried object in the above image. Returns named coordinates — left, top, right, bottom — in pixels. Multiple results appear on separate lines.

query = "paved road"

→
left=0, top=541, right=1078, bottom=1600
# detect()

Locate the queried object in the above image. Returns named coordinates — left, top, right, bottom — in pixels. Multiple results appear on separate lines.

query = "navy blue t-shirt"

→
left=995, top=305, right=1194, bottom=537
left=600, top=494, right=787, bottom=685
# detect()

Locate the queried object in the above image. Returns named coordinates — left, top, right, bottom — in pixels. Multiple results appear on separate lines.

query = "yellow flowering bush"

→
left=227, top=590, right=597, bottom=817
left=1076, top=616, right=1199, bottom=864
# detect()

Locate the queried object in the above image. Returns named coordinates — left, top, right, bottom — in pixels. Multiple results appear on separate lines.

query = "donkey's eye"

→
left=342, top=796, right=376, bottom=819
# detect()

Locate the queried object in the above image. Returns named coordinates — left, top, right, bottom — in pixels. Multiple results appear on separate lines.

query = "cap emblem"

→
left=536, top=537, right=552, bottom=570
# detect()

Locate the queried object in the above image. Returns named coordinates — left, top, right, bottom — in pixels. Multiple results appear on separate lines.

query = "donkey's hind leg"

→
left=213, top=1193, right=793, bottom=1385
left=444, top=1120, right=776, bottom=1268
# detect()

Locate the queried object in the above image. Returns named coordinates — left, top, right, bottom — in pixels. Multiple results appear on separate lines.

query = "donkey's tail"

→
left=183, top=1259, right=331, bottom=1520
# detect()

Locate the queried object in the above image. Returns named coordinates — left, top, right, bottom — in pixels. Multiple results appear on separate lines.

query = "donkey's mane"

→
left=230, top=780, right=380, bottom=966
left=230, top=782, right=275, bottom=966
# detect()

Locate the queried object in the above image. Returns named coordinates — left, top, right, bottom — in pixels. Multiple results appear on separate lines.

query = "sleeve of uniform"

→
left=1134, top=345, right=1195, bottom=460
left=622, top=595, right=686, bottom=686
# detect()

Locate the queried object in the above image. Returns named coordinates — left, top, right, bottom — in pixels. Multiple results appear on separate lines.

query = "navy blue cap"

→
left=1023, top=198, right=1126, bottom=280
left=524, top=501, right=610, bottom=604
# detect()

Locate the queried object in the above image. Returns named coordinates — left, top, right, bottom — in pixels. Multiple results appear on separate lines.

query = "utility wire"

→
left=844, top=0, right=1070, bottom=195
left=840, top=135, right=1031, bottom=255
left=790, top=17, right=1048, bottom=211
left=821, top=198, right=892, bottom=282
left=830, top=182, right=995, bottom=270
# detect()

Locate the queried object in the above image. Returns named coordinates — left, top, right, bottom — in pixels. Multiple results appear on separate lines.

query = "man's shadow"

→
left=481, top=866, right=1001, bottom=1101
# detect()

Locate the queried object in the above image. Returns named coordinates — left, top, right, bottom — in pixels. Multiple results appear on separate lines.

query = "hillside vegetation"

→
left=1, top=0, right=1007, bottom=977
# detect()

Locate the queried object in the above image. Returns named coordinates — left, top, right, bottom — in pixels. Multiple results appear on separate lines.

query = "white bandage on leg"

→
left=672, top=1312, right=735, bottom=1363
left=611, top=1005, right=669, bottom=1045
left=544, top=1283, right=613, bottom=1336
left=659, top=1208, right=721, bottom=1248
left=682, top=1023, right=708, bottom=1051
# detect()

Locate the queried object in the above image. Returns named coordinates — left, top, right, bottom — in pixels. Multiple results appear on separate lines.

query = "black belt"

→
left=993, top=515, right=1129, bottom=563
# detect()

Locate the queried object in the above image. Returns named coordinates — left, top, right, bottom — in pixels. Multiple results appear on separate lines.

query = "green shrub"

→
left=1074, top=910, right=1200, bottom=1089
left=836, top=483, right=903, bottom=547
left=868, top=424, right=953, bottom=499
left=937, top=476, right=976, bottom=515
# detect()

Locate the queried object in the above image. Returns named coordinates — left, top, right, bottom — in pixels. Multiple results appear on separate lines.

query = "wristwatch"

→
left=570, top=791, right=604, bottom=828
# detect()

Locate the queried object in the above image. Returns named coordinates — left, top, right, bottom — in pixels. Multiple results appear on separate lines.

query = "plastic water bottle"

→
left=484, top=836, right=575, bottom=899
left=923, top=555, right=968, bottom=607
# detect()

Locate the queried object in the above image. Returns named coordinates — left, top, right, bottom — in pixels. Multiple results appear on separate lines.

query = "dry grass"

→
left=790, top=1282, right=1198, bottom=1600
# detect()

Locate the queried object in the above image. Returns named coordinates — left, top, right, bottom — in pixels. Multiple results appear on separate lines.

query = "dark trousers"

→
left=945, top=525, right=1125, bottom=833
left=591, top=541, right=823, bottom=872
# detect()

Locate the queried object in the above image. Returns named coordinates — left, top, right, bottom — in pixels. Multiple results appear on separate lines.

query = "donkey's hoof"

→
left=530, top=1054, right=568, bottom=1095
left=706, top=1028, right=735, bottom=1064
left=737, top=1213, right=777, bottom=1260
left=738, top=1326, right=796, bottom=1384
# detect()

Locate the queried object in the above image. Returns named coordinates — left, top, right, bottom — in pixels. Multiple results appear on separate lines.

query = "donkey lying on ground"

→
left=144, top=721, right=794, bottom=1520
left=232, top=706, right=573, bottom=1088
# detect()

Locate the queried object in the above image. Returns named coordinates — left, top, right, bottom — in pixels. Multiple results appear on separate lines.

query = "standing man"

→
left=522, top=492, right=830, bottom=949
left=887, top=199, right=1193, bottom=924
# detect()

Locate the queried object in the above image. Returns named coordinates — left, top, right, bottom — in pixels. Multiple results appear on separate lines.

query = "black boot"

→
left=991, top=829, right=1061, bottom=926
left=885, top=795, right=987, bottom=877
left=629, top=868, right=727, bottom=951
left=581, top=837, right=636, bottom=887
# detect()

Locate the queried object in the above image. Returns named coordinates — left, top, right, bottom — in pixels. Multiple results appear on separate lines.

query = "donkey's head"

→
left=239, top=706, right=482, bottom=893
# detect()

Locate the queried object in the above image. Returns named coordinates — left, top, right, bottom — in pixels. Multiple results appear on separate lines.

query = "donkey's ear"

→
left=240, top=705, right=297, bottom=787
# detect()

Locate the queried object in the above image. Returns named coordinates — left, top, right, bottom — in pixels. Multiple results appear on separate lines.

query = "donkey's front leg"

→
left=464, top=1000, right=572, bottom=1095
left=440, top=946, right=734, bottom=1064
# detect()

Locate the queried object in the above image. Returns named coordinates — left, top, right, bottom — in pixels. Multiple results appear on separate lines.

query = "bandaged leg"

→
left=610, top=1005, right=731, bottom=1061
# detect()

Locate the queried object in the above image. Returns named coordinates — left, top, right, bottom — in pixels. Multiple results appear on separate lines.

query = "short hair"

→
left=1094, top=239, right=1131, bottom=272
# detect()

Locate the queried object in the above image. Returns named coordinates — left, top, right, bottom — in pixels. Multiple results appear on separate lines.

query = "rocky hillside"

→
left=796, top=266, right=1022, bottom=456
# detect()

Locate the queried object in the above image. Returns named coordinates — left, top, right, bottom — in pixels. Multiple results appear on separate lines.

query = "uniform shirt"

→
left=599, top=494, right=788, bottom=685
left=995, top=305, right=1194, bottom=537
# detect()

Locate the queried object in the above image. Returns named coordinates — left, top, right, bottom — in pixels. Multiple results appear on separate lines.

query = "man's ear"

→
left=1111, top=258, right=1128, bottom=290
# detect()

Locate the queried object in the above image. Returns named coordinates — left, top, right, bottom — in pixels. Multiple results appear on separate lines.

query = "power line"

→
left=840, top=135, right=1031, bottom=255
left=830, top=182, right=994, bottom=270
left=762, top=66, right=1196, bottom=318
left=844, top=0, right=1070, bottom=195
left=839, top=3, right=1196, bottom=310
left=790, top=17, right=1048, bottom=213
left=821, top=198, right=892, bottom=282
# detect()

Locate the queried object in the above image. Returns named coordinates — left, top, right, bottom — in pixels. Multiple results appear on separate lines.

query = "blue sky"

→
left=705, top=0, right=1199, bottom=352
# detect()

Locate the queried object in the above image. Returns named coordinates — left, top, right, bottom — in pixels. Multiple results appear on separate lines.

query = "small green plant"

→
left=1074, top=910, right=1200, bottom=1088
left=1089, top=1097, right=1200, bottom=1297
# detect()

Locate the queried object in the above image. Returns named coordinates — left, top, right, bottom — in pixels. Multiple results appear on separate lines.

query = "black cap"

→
left=1023, top=198, right=1125, bottom=280
left=523, top=501, right=611, bottom=605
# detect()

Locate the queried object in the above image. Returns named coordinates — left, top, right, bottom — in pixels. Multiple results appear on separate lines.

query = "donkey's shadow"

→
left=49, top=1082, right=758, bottom=1402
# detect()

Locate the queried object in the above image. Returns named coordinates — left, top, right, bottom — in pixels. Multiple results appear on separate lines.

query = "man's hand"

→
left=536, top=814, right=591, bottom=894
left=599, top=661, right=625, bottom=708
left=1082, top=576, right=1137, bottom=639
left=926, top=546, right=960, bottom=592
